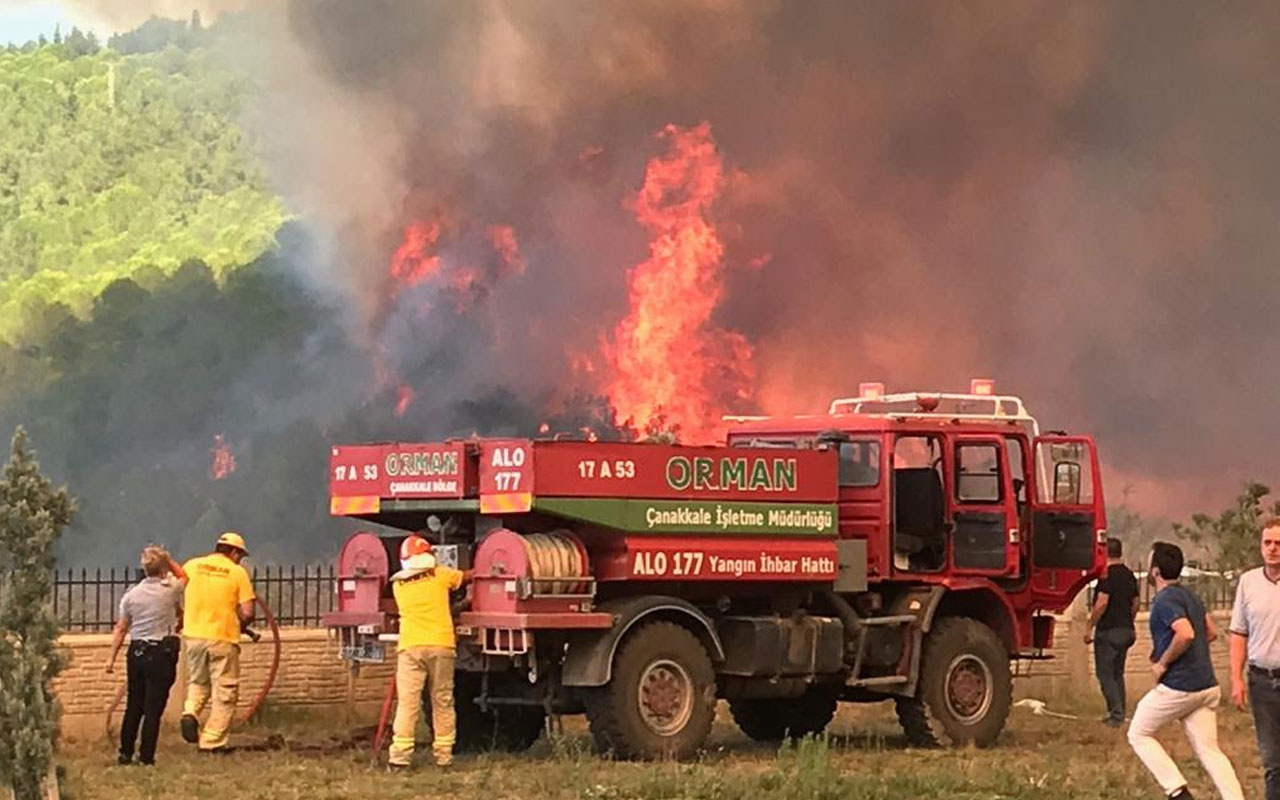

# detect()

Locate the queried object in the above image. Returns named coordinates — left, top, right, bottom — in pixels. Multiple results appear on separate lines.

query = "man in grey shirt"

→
left=107, top=546, right=187, bottom=766
left=1229, top=517, right=1280, bottom=800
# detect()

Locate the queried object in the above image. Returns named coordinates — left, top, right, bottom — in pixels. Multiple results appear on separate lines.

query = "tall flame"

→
left=211, top=434, right=236, bottom=480
left=603, top=122, right=753, bottom=443
left=388, top=220, right=442, bottom=297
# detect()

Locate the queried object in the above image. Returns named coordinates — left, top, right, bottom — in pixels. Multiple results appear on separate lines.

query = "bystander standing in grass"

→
left=1228, top=517, right=1280, bottom=800
left=1085, top=537, right=1140, bottom=727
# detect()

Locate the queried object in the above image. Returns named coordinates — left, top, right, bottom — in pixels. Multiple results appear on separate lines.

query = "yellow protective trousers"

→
left=182, top=638, right=240, bottom=750
left=389, top=646, right=456, bottom=766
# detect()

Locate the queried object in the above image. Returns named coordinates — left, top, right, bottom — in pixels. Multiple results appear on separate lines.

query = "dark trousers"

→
left=1093, top=626, right=1135, bottom=722
left=1249, top=668, right=1280, bottom=800
left=119, top=638, right=178, bottom=764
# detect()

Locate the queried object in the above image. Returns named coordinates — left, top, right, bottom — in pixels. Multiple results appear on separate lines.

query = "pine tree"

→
left=0, top=427, right=75, bottom=800
left=1174, top=481, right=1280, bottom=575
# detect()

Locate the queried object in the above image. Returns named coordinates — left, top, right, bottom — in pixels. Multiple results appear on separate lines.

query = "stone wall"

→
left=53, top=628, right=393, bottom=737
left=52, top=610, right=1238, bottom=736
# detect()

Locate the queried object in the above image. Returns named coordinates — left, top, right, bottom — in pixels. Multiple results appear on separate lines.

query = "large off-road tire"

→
left=442, top=671, right=546, bottom=753
left=896, top=616, right=1011, bottom=748
left=582, top=621, right=717, bottom=760
left=729, top=684, right=840, bottom=742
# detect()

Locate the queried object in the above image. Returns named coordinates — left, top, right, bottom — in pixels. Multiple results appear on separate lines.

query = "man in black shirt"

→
left=1085, top=538, right=1139, bottom=726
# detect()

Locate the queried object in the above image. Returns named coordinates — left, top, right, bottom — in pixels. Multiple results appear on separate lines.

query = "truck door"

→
left=1028, top=436, right=1106, bottom=604
left=950, top=436, right=1019, bottom=576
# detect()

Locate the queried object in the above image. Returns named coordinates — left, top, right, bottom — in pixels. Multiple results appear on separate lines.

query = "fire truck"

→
left=323, top=381, right=1106, bottom=759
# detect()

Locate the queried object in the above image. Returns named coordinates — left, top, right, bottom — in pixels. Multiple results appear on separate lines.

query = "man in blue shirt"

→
left=1127, top=542, right=1243, bottom=800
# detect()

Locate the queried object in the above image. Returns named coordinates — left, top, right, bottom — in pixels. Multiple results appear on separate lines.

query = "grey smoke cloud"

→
left=65, top=1, right=1280, bottom=520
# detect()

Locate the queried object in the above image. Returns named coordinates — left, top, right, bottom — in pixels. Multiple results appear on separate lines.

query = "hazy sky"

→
left=0, top=0, right=107, bottom=46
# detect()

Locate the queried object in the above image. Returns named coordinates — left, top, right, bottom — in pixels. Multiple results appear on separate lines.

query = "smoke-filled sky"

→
left=66, top=1, right=1280, bottom=520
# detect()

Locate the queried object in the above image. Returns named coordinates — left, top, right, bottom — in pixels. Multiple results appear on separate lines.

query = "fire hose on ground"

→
left=105, top=596, right=281, bottom=743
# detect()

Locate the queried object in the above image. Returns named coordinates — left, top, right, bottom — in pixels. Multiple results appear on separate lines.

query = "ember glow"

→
left=211, top=434, right=236, bottom=480
left=603, top=123, right=753, bottom=443
left=488, top=225, right=526, bottom=277
left=394, top=384, right=415, bottom=417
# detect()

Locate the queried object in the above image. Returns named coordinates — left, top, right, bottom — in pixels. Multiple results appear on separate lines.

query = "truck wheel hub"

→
left=638, top=659, right=693, bottom=735
left=944, top=654, right=993, bottom=724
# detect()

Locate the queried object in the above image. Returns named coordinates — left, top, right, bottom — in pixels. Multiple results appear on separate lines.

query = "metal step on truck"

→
left=322, top=380, right=1107, bottom=759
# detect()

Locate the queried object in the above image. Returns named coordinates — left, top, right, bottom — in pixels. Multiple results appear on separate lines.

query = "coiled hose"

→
left=105, top=596, right=281, bottom=741
left=522, top=530, right=588, bottom=594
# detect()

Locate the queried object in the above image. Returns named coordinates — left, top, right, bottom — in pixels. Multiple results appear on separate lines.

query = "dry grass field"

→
left=58, top=692, right=1269, bottom=800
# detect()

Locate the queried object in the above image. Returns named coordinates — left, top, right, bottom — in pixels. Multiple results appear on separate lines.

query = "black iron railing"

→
left=49, top=564, right=337, bottom=633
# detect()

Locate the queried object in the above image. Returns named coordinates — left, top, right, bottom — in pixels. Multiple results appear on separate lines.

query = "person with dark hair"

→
left=1228, top=517, right=1280, bottom=800
left=179, top=532, right=255, bottom=752
left=1086, top=537, right=1139, bottom=726
left=1128, top=541, right=1243, bottom=800
left=106, top=545, right=186, bottom=766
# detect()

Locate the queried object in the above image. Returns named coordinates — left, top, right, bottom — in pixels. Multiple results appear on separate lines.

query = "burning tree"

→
left=211, top=434, right=237, bottom=480
left=0, top=427, right=75, bottom=800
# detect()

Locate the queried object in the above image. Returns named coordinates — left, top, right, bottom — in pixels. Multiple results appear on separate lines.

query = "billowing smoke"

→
left=241, top=1, right=1280, bottom=516
left=38, top=2, right=1280, bottom=563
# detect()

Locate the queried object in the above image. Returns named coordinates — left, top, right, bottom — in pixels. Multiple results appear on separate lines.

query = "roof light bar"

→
left=970, top=378, right=995, bottom=396
left=858, top=382, right=885, bottom=400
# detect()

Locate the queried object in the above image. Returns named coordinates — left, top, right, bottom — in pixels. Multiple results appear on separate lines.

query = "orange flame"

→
left=394, top=384, right=416, bottom=417
left=211, top=434, right=236, bottom=480
left=488, top=225, right=527, bottom=277
left=602, top=122, right=753, bottom=443
left=389, top=220, right=442, bottom=297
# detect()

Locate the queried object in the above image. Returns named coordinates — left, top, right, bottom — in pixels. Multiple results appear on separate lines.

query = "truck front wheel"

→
left=729, top=684, right=840, bottom=742
left=582, top=621, right=716, bottom=760
left=897, top=616, right=1011, bottom=748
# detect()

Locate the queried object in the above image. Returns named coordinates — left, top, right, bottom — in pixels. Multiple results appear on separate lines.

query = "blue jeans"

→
left=1249, top=669, right=1280, bottom=800
left=1094, top=626, right=1135, bottom=722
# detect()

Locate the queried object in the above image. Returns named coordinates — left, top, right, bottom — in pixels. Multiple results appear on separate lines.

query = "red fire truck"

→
left=323, top=382, right=1106, bottom=759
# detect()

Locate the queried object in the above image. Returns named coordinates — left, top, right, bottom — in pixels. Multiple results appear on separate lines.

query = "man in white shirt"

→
left=1229, top=518, right=1280, bottom=800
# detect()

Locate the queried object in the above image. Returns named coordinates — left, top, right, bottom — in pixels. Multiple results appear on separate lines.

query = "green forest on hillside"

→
left=0, top=17, right=329, bottom=566
left=0, top=16, right=285, bottom=343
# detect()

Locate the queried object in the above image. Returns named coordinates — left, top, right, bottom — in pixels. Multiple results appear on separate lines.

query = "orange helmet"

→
left=399, top=535, right=435, bottom=571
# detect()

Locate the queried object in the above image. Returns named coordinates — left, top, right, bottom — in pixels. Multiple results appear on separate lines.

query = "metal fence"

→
left=51, top=564, right=337, bottom=633
left=1134, top=573, right=1236, bottom=612
left=40, top=563, right=1241, bottom=633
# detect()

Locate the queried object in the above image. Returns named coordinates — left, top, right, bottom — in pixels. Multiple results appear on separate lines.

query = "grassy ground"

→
left=59, top=693, right=1268, bottom=800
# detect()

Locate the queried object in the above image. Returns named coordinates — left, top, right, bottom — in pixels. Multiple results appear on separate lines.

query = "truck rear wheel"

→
left=729, top=684, right=840, bottom=742
left=897, top=617, right=1011, bottom=748
left=447, top=671, right=546, bottom=753
left=582, top=621, right=716, bottom=760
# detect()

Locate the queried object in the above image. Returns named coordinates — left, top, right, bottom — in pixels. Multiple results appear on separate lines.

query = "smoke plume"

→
left=48, top=2, right=1280, bottom=552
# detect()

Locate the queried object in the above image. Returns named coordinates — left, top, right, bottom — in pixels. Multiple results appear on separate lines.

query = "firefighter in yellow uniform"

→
left=179, top=532, right=255, bottom=752
left=388, top=535, right=471, bottom=770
